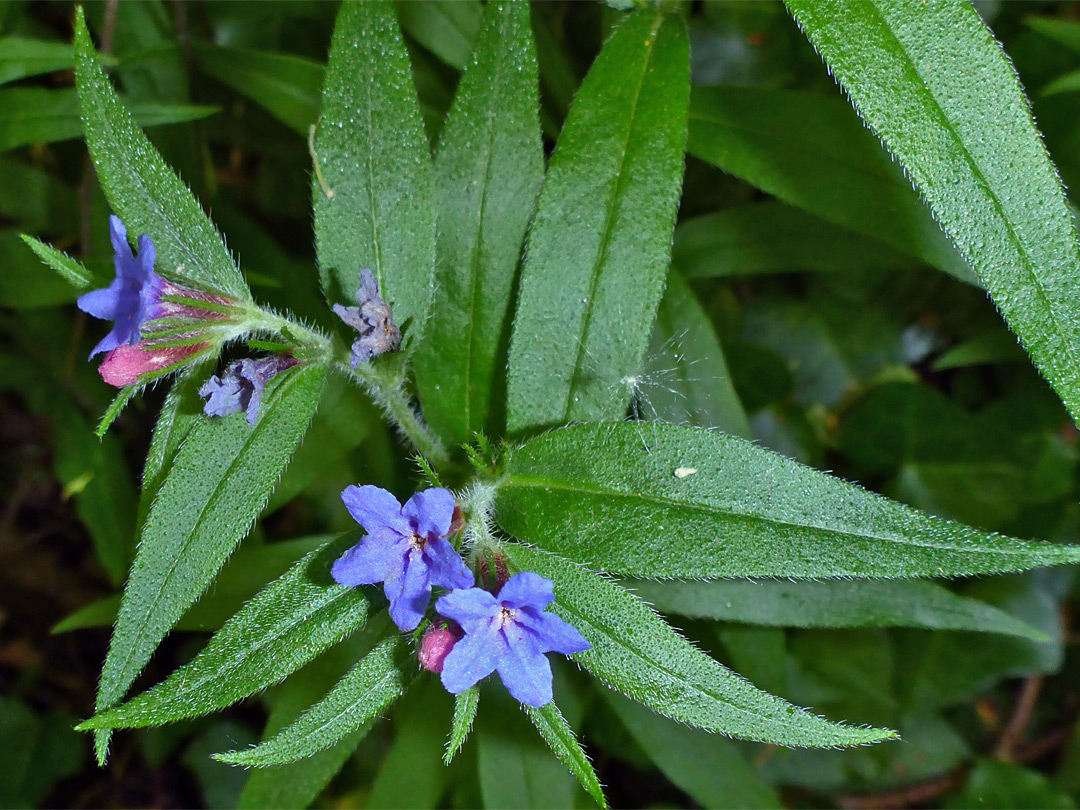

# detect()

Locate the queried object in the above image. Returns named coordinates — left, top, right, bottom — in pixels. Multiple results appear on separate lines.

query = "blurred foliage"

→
left=3, top=1, right=1080, bottom=808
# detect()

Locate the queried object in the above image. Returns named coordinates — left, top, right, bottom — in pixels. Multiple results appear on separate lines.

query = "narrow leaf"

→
left=91, top=364, right=325, bottom=760
left=497, top=422, right=1080, bottom=578
left=314, top=0, right=435, bottom=343
left=397, top=0, right=483, bottom=70
left=523, top=702, right=606, bottom=809
left=503, top=543, right=894, bottom=748
left=444, top=686, right=479, bottom=765
left=78, top=534, right=373, bottom=729
left=215, top=636, right=413, bottom=767
left=785, top=0, right=1080, bottom=425
left=0, top=37, right=76, bottom=84
left=414, top=0, right=544, bottom=447
left=686, top=85, right=975, bottom=285
left=73, top=8, right=249, bottom=300
left=505, top=9, right=690, bottom=433
left=20, top=235, right=92, bottom=288
left=630, top=579, right=1044, bottom=639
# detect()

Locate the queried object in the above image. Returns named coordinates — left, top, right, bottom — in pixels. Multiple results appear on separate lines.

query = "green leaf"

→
left=20, top=234, right=92, bottom=289
left=73, top=8, right=249, bottom=300
left=631, top=579, right=1044, bottom=639
left=0, top=230, right=82, bottom=307
left=603, top=690, right=781, bottom=809
left=686, top=85, right=975, bottom=285
left=505, top=9, right=690, bottom=433
left=674, top=201, right=913, bottom=278
left=946, top=759, right=1076, bottom=810
left=503, top=543, right=895, bottom=748
left=784, top=0, right=1080, bottom=427
left=0, top=87, right=217, bottom=152
left=644, top=270, right=750, bottom=437
left=194, top=44, right=322, bottom=136
left=2, top=156, right=79, bottom=234
left=414, top=0, right=543, bottom=447
left=497, top=422, right=1080, bottom=578
left=397, top=0, right=483, bottom=70
left=313, top=0, right=435, bottom=343
left=0, top=37, right=76, bottom=84
left=444, top=686, right=479, bottom=765
left=90, top=364, right=325, bottom=761
left=215, top=636, right=413, bottom=767
left=523, top=702, right=606, bottom=809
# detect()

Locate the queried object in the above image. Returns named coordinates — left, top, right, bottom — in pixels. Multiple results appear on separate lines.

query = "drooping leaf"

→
left=497, top=422, right=1080, bottom=578
left=19, top=235, right=92, bottom=289
left=644, top=270, right=750, bottom=437
left=505, top=9, right=690, bottom=433
left=444, top=686, right=479, bottom=765
left=414, top=0, right=543, bottom=448
left=194, top=44, right=322, bottom=136
left=630, top=579, right=1043, bottom=639
left=90, top=364, right=325, bottom=762
left=785, top=0, right=1080, bottom=426
left=673, top=201, right=913, bottom=278
left=215, top=636, right=413, bottom=767
left=313, top=0, right=435, bottom=343
left=73, top=8, right=249, bottom=300
left=686, top=85, right=975, bottom=285
left=397, top=0, right=483, bottom=70
left=503, top=543, right=896, bottom=748
left=523, top=701, right=606, bottom=809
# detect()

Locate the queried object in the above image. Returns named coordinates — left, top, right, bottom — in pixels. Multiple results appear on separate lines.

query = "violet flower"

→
left=332, top=485, right=473, bottom=631
left=435, top=572, right=591, bottom=707
left=333, top=269, right=401, bottom=367
left=198, top=355, right=298, bottom=425
left=77, top=215, right=166, bottom=359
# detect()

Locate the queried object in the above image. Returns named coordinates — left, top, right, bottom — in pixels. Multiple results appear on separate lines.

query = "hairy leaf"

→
left=506, top=9, right=689, bottom=433
left=20, top=235, right=92, bottom=288
left=785, top=0, right=1080, bottom=425
left=497, top=422, right=1080, bottom=578
left=415, top=0, right=543, bottom=447
left=444, top=687, right=479, bottom=765
left=523, top=702, right=606, bottom=809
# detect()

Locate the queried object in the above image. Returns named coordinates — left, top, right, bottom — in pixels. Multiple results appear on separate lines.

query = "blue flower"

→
left=435, top=572, right=591, bottom=707
left=333, top=269, right=401, bottom=367
left=77, top=215, right=165, bottom=358
left=332, top=486, right=473, bottom=631
left=198, top=355, right=298, bottom=425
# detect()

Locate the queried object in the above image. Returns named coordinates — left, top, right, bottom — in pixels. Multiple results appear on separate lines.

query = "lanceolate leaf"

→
left=505, top=9, right=690, bottom=434
left=0, top=37, right=75, bottom=85
left=686, top=85, right=974, bottom=285
left=785, top=0, right=1080, bottom=425
left=313, top=0, right=435, bottom=343
left=20, top=235, right=92, bottom=288
left=78, top=534, right=374, bottom=730
left=497, top=422, right=1080, bottom=578
left=504, top=543, right=895, bottom=748
left=414, top=0, right=544, bottom=447
left=630, top=579, right=1044, bottom=639
left=523, top=702, right=606, bottom=809
left=215, top=636, right=414, bottom=767
left=91, top=364, right=325, bottom=762
left=444, top=687, right=480, bottom=765
left=73, top=9, right=249, bottom=300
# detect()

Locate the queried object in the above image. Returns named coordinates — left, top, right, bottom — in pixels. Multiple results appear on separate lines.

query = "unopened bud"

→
left=418, top=621, right=463, bottom=674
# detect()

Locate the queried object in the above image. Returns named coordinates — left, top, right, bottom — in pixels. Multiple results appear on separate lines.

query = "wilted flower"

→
left=333, top=269, right=401, bottom=367
left=435, top=572, right=590, bottom=708
left=332, top=486, right=474, bottom=631
left=198, top=355, right=299, bottom=425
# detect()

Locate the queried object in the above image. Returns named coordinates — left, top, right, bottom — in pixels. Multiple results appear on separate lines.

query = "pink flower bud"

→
left=99, top=342, right=207, bottom=387
left=418, top=621, right=463, bottom=674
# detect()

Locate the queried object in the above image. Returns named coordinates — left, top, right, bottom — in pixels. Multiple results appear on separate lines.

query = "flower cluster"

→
left=332, top=485, right=590, bottom=707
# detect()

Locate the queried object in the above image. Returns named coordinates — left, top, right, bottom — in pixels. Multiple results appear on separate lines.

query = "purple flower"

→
left=435, top=572, right=591, bottom=708
left=198, top=355, right=298, bottom=425
left=332, top=486, right=473, bottom=631
left=77, top=216, right=166, bottom=359
left=333, top=269, right=401, bottom=367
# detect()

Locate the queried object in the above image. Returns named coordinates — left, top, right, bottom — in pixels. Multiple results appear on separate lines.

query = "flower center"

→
left=498, top=607, right=517, bottom=627
left=408, top=531, right=427, bottom=551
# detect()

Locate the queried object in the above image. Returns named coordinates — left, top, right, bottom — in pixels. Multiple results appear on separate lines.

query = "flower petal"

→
left=108, top=215, right=130, bottom=259
left=331, top=530, right=407, bottom=587
left=498, top=572, right=555, bottom=611
left=341, top=485, right=409, bottom=534
left=516, top=611, right=591, bottom=656
left=497, top=621, right=553, bottom=707
left=436, top=587, right=499, bottom=634
left=440, top=622, right=502, bottom=694
left=386, top=549, right=432, bottom=631
left=136, top=234, right=156, bottom=281
left=77, top=282, right=122, bottom=321
left=422, top=537, right=474, bottom=591
left=402, top=488, right=455, bottom=540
